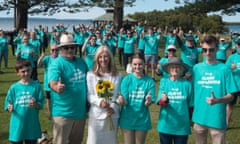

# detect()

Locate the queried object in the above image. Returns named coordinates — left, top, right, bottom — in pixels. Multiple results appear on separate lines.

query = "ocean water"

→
left=0, top=17, right=240, bottom=34
left=0, top=17, right=92, bottom=32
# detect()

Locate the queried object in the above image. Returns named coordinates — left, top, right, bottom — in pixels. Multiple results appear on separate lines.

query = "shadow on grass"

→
left=227, top=126, right=240, bottom=130
left=0, top=131, right=9, bottom=142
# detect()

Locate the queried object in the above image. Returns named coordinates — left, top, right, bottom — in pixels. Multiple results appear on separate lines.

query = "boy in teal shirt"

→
left=192, top=35, right=237, bottom=144
left=4, top=59, right=45, bottom=143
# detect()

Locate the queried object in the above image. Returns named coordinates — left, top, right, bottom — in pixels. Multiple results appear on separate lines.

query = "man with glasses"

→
left=192, top=35, right=238, bottom=144
left=48, top=34, right=88, bottom=144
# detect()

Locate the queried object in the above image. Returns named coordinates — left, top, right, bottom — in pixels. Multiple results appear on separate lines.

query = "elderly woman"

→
left=156, top=57, right=193, bottom=144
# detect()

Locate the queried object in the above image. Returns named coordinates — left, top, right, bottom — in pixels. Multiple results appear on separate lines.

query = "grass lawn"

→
left=0, top=48, right=240, bottom=144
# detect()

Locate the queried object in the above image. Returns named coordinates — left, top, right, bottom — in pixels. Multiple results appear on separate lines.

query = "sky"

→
left=0, top=0, right=240, bottom=22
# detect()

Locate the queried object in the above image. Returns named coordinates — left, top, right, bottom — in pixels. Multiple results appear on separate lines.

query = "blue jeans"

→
left=159, top=132, right=188, bottom=144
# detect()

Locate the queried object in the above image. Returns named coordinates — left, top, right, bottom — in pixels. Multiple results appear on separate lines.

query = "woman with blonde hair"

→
left=86, top=45, right=122, bottom=144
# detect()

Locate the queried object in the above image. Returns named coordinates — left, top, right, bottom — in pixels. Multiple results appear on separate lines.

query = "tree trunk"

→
left=16, top=0, right=28, bottom=31
left=114, top=0, right=124, bottom=31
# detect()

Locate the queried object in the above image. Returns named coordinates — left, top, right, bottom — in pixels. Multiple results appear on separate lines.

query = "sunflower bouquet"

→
left=96, top=79, right=115, bottom=130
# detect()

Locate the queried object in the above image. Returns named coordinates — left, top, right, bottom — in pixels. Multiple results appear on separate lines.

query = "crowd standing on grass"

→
left=1, top=20, right=240, bottom=144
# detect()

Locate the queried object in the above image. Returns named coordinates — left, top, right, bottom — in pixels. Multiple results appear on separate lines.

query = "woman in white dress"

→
left=86, top=45, right=122, bottom=144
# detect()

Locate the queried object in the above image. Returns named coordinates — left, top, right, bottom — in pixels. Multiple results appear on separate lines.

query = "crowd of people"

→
left=1, top=21, right=240, bottom=144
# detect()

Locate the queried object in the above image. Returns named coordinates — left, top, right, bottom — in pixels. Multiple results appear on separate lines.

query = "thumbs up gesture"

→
left=206, top=91, right=216, bottom=105
left=118, top=93, right=128, bottom=105
left=56, top=77, right=65, bottom=93
left=8, top=101, right=13, bottom=112
left=145, top=93, right=152, bottom=106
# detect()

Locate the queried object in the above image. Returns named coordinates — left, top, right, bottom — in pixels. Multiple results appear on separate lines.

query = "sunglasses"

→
left=51, top=49, right=58, bottom=52
left=202, top=48, right=215, bottom=53
left=168, top=49, right=176, bottom=52
left=63, top=46, right=75, bottom=50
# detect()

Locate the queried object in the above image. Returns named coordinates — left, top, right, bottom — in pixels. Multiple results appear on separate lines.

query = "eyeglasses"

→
left=51, top=49, right=58, bottom=52
left=63, top=46, right=75, bottom=50
left=202, top=48, right=215, bottom=53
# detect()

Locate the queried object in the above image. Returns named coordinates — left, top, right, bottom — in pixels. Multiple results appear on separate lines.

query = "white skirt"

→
left=86, top=117, right=119, bottom=144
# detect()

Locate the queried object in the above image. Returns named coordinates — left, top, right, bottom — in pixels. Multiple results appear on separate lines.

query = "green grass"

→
left=1, top=48, right=240, bottom=144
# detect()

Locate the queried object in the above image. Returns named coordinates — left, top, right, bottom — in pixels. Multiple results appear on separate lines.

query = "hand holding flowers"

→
left=96, top=79, right=115, bottom=130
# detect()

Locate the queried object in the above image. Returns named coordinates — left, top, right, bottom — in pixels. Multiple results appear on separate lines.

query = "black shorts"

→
left=45, top=91, right=51, bottom=99
left=229, top=91, right=240, bottom=105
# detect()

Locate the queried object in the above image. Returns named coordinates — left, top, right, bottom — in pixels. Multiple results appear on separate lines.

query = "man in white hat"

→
left=48, top=34, right=88, bottom=144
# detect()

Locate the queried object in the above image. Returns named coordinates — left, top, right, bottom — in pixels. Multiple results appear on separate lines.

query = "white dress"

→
left=86, top=71, right=122, bottom=144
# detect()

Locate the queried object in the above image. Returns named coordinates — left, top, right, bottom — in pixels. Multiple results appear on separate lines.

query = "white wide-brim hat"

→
left=162, top=57, right=189, bottom=75
left=57, top=34, right=77, bottom=48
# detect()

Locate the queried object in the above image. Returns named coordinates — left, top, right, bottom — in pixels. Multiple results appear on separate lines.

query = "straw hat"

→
left=162, top=57, right=188, bottom=75
left=57, top=34, right=77, bottom=48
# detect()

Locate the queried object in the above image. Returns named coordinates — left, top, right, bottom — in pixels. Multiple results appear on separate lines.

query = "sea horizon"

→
left=0, top=17, right=93, bottom=32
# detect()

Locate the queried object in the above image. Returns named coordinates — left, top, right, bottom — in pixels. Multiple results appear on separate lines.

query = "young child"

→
left=4, top=59, right=45, bottom=144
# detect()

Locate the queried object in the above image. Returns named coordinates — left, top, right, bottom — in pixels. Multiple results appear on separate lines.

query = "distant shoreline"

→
left=0, top=17, right=91, bottom=21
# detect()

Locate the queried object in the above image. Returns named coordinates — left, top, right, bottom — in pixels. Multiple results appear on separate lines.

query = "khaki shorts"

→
left=52, top=117, right=85, bottom=144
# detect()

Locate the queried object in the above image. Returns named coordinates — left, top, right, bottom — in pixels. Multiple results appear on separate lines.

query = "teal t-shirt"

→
left=0, top=36, right=8, bottom=51
left=138, top=37, right=145, bottom=50
left=29, top=39, right=41, bottom=61
left=85, top=44, right=99, bottom=70
left=119, top=73, right=155, bottom=130
left=192, top=62, right=238, bottom=129
left=123, top=36, right=137, bottom=54
left=181, top=44, right=199, bottom=74
left=40, top=55, right=57, bottom=91
left=144, top=34, right=159, bottom=55
left=163, top=35, right=177, bottom=54
left=117, top=33, right=125, bottom=48
left=226, top=52, right=240, bottom=91
left=48, top=55, right=88, bottom=119
left=159, top=57, right=169, bottom=79
left=156, top=78, right=193, bottom=135
left=217, top=43, right=229, bottom=61
left=15, top=44, right=36, bottom=68
left=4, top=81, right=45, bottom=142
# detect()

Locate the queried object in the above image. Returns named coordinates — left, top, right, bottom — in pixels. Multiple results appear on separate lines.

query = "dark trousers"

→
left=118, top=48, right=124, bottom=66
left=123, top=53, right=133, bottom=70
left=159, top=132, right=188, bottom=144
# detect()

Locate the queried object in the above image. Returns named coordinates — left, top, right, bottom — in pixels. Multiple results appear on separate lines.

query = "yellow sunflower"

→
left=103, top=80, right=114, bottom=91
left=96, top=83, right=106, bottom=93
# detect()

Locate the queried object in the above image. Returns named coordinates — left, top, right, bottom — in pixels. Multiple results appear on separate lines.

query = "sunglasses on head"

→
left=202, top=48, right=215, bottom=53
left=63, top=46, right=75, bottom=50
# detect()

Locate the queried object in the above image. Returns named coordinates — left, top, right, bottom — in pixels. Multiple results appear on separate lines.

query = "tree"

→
left=0, top=0, right=136, bottom=31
